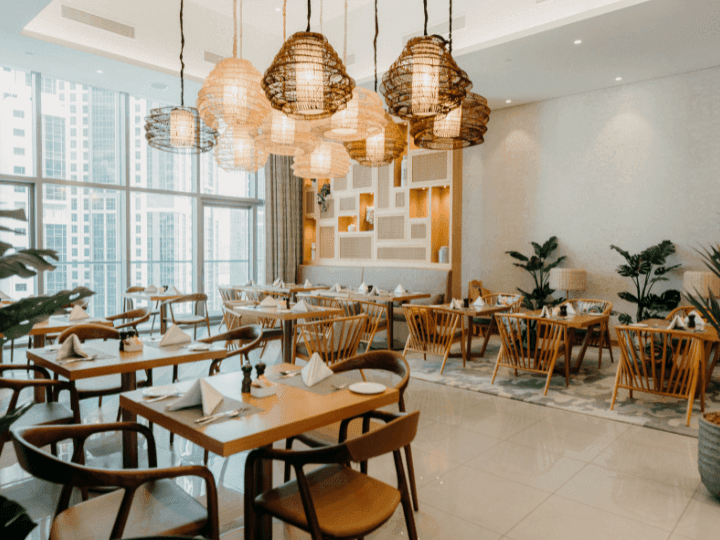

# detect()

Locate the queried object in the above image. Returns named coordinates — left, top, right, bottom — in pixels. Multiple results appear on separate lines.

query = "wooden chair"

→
left=666, top=306, right=702, bottom=321
left=106, top=307, right=151, bottom=331
left=612, top=326, right=705, bottom=426
left=302, top=295, right=340, bottom=309
left=336, top=298, right=389, bottom=352
left=402, top=305, right=465, bottom=374
left=242, top=291, right=286, bottom=359
left=11, top=422, right=220, bottom=540
left=0, top=365, right=80, bottom=459
left=293, top=314, right=368, bottom=366
left=492, top=313, right=568, bottom=395
left=202, top=325, right=264, bottom=375
left=218, top=287, right=244, bottom=330
left=162, top=294, right=212, bottom=382
left=244, top=411, right=419, bottom=540
left=284, top=351, right=420, bottom=511
left=561, top=298, right=614, bottom=367
left=123, top=285, right=145, bottom=312
left=468, top=280, right=491, bottom=302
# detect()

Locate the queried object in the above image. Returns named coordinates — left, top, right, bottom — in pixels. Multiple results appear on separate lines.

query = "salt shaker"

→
left=241, top=364, right=253, bottom=393
left=255, top=362, right=266, bottom=379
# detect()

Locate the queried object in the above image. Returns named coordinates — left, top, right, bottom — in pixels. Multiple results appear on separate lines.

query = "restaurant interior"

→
left=1, top=0, right=720, bottom=539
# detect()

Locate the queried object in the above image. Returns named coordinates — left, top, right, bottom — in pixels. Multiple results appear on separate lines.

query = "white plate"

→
left=142, top=386, right=179, bottom=398
left=188, top=343, right=211, bottom=351
left=349, top=382, right=387, bottom=395
left=44, top=344, right=61, bottom=351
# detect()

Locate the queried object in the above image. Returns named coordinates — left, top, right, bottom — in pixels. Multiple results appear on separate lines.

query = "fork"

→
left=332, top=383, right=349, bottom=392
left=145, top=393, right=181, bottom=403
left=280, top=370, right=302, bottom=378
left=195, top=408, right=245, bottom=425
left=59, top=355, right=97, bottom=364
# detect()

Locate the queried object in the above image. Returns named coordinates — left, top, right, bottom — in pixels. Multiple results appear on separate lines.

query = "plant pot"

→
left=698, top=413, right=720, bottom=499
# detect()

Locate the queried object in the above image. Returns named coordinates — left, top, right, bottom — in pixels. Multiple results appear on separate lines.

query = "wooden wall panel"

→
left=340, top=236, right=372, bottom=259
left=377, top=246, right=426, bottom=261
left=377, top=215, right=405, bottom=240
left=319, top=226, right=335, bottom=258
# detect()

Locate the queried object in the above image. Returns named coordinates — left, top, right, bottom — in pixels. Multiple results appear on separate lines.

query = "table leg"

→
left=571, top=324, right=596, bottom=374
left=705, top=342, right=719, bottom=392
left=121, top=371, right=138, bottom=469
left=160, top=303, right=167, bottom=335
left=466, top=315, right=474, bottom=362
left=32, top=334, right=46, bottom=402
left=251, top=446, right=274, bottom=540
left=386, top=301, right=395, bottom=350
left=478, top=316, right=496, bottom=358
left=283, top=319, right=294, bottom=364
left=563, top=328, right=573, bottom=386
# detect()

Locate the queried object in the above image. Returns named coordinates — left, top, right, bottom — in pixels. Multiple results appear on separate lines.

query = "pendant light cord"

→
left=239, top=0, right=243, bottom=58
left=283, top=0, right=287, bottom=41
left=179, top=0, right=185, bottom=106
left=449, top=0, right=453, bottom=53
left=343, top=0, right=347, bottom=64
left=423, top=0, right=428, bottom=36
left=232, top=0, right=237, bottom=58
left=320, top=0, right=323, bottom=34
left=306, top=0, right=311, bottom=32
left=374, top=0, right=378, bottom=93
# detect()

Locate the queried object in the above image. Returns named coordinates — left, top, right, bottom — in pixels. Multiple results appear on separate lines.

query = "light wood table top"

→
left=233, top=284, right=328, bottom=295
left=297, top=289, right=431, bottom=303
left=26, top=338, right=226, bottom=380
left=29, top=315, right=113, bottom=336
left=526, top=310, right=609, bottom=328
left=123, top=291, right=184, bottom=302
left=641, top=318, right=719, bottom=342
left=120, top=363, right=399, bottom=457
left=434, top=303, right=512, bottom=317
left=232, top=302, right=343, bottom=321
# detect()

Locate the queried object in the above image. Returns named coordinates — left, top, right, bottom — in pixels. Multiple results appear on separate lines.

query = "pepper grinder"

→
left=285, top=297, right=291, bottom=309
left=255, top=362, right=266, bottom=379
left=241, top=364, right=253, bottom=393
left=688, top=314, right=696, bottom=329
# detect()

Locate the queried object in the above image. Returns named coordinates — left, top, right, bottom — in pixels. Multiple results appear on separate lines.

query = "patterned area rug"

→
left=405, top=337, right=720, bottom=437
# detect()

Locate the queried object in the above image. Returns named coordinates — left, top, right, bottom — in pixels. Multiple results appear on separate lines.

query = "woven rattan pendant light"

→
left=344, top=0, right=407, bottom=167
left=215, top=127, right=269, bottom=172
left=310, top=1, right=385, bottom=142
left=196, top=0, right=270, bottom=132
left=410, top=0, right=490, bottom=149
left=292, top=140, right=350, bottom=179
left=145, top=0, right=217, bottom=153
left=262, top=0, right=355, bottom=120
left=380, top=0, right=471, bottom=121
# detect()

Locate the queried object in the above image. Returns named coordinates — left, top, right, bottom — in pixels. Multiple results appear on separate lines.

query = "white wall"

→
left=462, top=64, right=720, bottom=324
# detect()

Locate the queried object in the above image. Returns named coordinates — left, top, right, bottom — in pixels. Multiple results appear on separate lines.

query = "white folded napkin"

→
left=473, top=296, right=486, bottom=308
left=259, top=296, right=278, bottom=308
left=449, top=298, right=463, bottom=310
left=273, top=278, right=281, bottom=287
left=159, top=324, right=192, bottom=346
left=539, top=306, right=552, bottom=318
left=368, top=287, right=381, bottom=296
left=667, top=315, right=687, bottom=330
left=167, top=378, right=223, bottom=416
left=169, top=285, right=182, bottom=295
left=291, top=300, right=310, bottom=313
left=304, top=279, right=312, bottom=288
left=301, top=353, right=334, bottom=387
left=358, top=282, right=368, bottom=294
left=552, top=306, right=560, bottom=316
left=309, top=289, right=321, bottom=296
left=566, top=304, right=576, bottom=315
left=394, top=284, right=407, bottom=295
left=0, top=290, right=10, bottom=300
left=145, top=285, right=158, bottom=293
left=69, top=304, right=90, bottom=322
left=56, top=334, right=91, bottom=361
left=685, top=310, right=707, bottom=330
left=330, top=283, right=342, bottom=293
left=245, top=279, right=255, bottom=286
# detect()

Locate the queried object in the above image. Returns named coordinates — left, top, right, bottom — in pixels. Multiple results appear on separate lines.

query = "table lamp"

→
left=683, top=271, right=720, bottom=301
left=549, top=268, right=587, bottom=301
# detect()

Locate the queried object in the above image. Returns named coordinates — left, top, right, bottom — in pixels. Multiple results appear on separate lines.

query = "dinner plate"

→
left=142, top=386, right=179, bottom=398
left=188, top=343, right=211, bottom=351
left=349, top=382, right=386, bottom=395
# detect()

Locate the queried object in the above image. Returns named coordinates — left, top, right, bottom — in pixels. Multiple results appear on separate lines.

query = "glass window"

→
left=1, top=67, right=34, bottom=177
left=201, top=151, right=257, bottom=198
left=13, top=166, right=25, bottom=175
left=0, top=183, right=35, bottom=297
left=13, top=128, right=24, bottom=137
left=43, top=115, right=66, bottom=179
left=43, top=185, right=123, bottom=317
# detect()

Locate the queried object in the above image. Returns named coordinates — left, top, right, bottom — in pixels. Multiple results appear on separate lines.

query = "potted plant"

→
left=316, top=181, right=331, bottom=213
left=506, top=236, right=566, bottom=309
left=0, top=208, right=93, bottom=537
left=686, top=242, right=720, bottom=498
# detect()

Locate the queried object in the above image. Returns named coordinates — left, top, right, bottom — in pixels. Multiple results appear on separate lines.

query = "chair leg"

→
left=404, top=444, right=419, bottom=511
left=194, top=325, right=198, bottom=340
left=491, top=359, right=501, bottom=385
left=284, top=438, right=294, bottom=482
left=150, top=313, right=157, bottom=336
left=439, top=351, right=450, bottom=374
left=206, top=318, right=211, bottom=338
left=204, top=449, right=210, bottom=465
left=606, top=330, right=615, bottom=363
left=396, top=453, right=419, bottom=540
left=172, top=365, right=179, bottom=383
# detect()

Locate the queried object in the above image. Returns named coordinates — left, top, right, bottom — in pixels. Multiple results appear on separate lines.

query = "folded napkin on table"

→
left=368, top=287, right=381, bottom=296
left=304, top=279, right=312, bottom=288
left=566, top=304, right=576, bottom=315
left=272, top=278, right=281, bottom=287
left=539, top=306, right=552, bottom=318
left=301, top=353, right=334, bottom=387
left=330, top=284, right=342, bottom=293
left=685, top=310, right=707, bottom=330
left=166, top=378, right=223, bottom=416
left=69, top=304, right=90, bottom=322
left=258, top=296, right=278, bottom=308
left=394, top=284, right=407, bottom=295
left=56, top=334, right=92, bottom=361
left=145, top=285, right=158, bottom=294
left=309, top=289, right=321, bottom=296
left=449, top=299, right=463, bottom=310
left=291, top=300, right=310, bottom=314
left=245, top=279, right=255, bottom=286
left=159, top=324, right=192, bottom=346
left=358, top=282, right=368, bottom=294
left=169, top=285, right=182, bottom=295
left=667, top=315, right=688, bottom=330
left=0, top=290, right=10, bottom=300
left=473, top=296, right=486, bottom=308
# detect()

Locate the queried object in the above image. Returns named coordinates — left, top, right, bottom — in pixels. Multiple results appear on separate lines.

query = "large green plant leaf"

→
left=0, top=402, right=32, bottom=437
left=0, top=494, right=37, bottom=539
left=505, top=251, right=529, bottom=262
left=0, top=209, right=26, bottom=222
left=0, top=249, right=58, bottom=280
left=0, top=287, right=94, bottom=343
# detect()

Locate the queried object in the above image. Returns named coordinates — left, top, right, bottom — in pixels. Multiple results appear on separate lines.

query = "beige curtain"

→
left=264, top=155, right=303, bottom=284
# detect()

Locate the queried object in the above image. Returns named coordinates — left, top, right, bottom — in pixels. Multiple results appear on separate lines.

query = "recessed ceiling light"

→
left=97, top=70, right=103, bottom=74
left=574, top=39, right=582, bottom=44
left=506, top=100, right=512, bottom=104
left=615, top=77, right=622, bottom=81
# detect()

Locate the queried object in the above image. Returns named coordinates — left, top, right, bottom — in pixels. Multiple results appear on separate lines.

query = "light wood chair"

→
left=293, top=314, right=368, bottom=366
left=336, top=298, right=389, bottom=352
left=472, top=292, right=523, bottom=342
left=218, top=287, right=244, bottom=330
left=11, top=422, right=220, bottom=540
left=402, top=305, right=465, bottom=374
left=123, top=285, right=145, bottom=312
left=612, top=326, right=705, bottom=426
left=162, top=294, right=212, bottom=382
left=284, top=351, right=420, bottom=511
left=244, top=411, right=419, bottom=540
left=468, top=280, right=491, bottom=302
left=243, top=291, right=286, bottom=358
left=106, top=307, right=151, bottom=331
left=492, top=313, right=568, bottom=395
left=302, top=295, right=340, bottom=309
left=666, top=306, right=702, bottom=321
left=561, top=298, right=614, bottom=367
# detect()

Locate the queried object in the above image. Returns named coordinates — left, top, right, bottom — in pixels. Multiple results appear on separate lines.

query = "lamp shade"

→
left=292, top=140, right=350, bottom=179
left=310, top=88, right=386, bottom=142
left=344, top=113, right=407, bottom=167
left=145, top=106, right=218, bottom=154
left=549, top=269, right=587, bottom=292
left=684, top=271, right=720, bottom=299
left=214, top=127, right=269, bottom=173
left=410, top=92, right=491, bottom=150
left=256, top=110, right=318, bottom=157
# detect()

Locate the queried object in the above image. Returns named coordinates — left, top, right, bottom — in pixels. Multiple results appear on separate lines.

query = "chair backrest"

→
left=482, top=293, right=523, bottom=312
left=58, top=323, right=119, bottom=343
left=496, top=313, right=566, bottom=371
left=615, top=326, right=703, bottom=397
left=201, top=324, right=263, bottom=353
left=335, top=298, right=388, bottom=344
left=468, top=280, right=491, bottom=302
left=563, top=298, right=612, bottom=315
left=666, top=306, right=698, bottom=321
left=108, top=307, right=151, bottom=330
left=331, top=351, right=410, bottom=398
left=402, top=305, right=461, bottom=355
left=302, top=295, right=340, bottom=309
left=295, top=314, right=368, bottom=365
left=166, top=293, right=208, bottom=320
left=222, top=304, right=245, bottom=331
left=218, top=286, right=239, bottom=302
left=344, top=411, right=420, bottom=463
left=126, top=286, right=145, bottom=294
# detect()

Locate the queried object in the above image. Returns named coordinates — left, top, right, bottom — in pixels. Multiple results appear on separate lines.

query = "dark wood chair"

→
left=245, top=411, right=420, bottom=540
left=11, top=422, right=220, bottom=540
left=107, top=307, right=151, bottom=331
left=283, top=350, right=420, bottom=511
left=123, top=285, right=146, bottom=312
left=201, top=325, right=264, bottom=375
left=0, top=364, right=80, bottom=458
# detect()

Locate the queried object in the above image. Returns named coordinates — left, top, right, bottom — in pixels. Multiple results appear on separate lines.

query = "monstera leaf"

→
left=686, top=243, right=720, bottom=336
left=506, top=236, right=565, bottom=309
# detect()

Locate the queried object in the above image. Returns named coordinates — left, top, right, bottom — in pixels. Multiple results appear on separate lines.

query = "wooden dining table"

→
left=120, top=363, right=400, bottom=540
left=297, top=289, right=432, bottom=350
left=232, top=302, right=343, bottom=364
left=233, top=283, right=328, bottom=302
left=28, top=314, right=113, bottom=348
left=26, top=338, right=226, bottom=468
left=440, top=302, right=514, bottom=362
left=122, top=291, right=184, bottom=334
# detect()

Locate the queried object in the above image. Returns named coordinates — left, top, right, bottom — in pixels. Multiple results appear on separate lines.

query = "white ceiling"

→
left=1, top=0, right=719, bottom=112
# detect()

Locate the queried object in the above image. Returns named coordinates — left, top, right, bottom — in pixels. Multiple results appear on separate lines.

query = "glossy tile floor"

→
left=2, top=331, right=719, bottom=540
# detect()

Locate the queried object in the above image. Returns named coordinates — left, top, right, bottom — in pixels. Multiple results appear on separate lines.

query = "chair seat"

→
left=256, top=464, right=400, bottom=539
left=16, top=402, right=74, bottom=427
left=173, top=316, right=206, bottom=325
left=295, top=419, right=384, bottom=448
left=472, top=316, right=492, bottom=325
left=51, top=478, right=208, bottom=540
